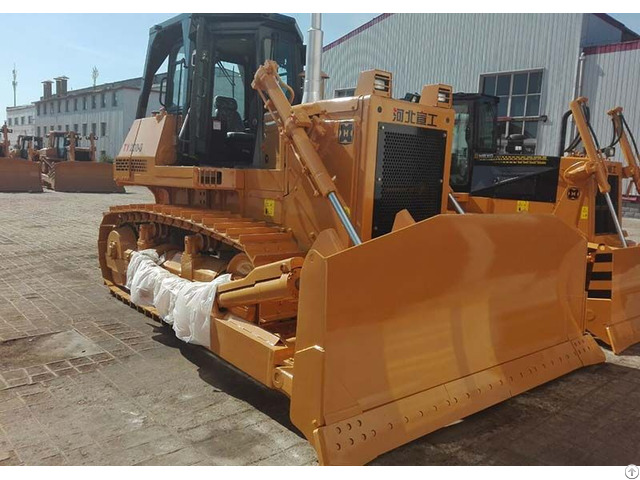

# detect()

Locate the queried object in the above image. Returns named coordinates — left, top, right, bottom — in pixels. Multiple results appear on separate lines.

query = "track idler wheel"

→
left=105, top=226, right=137, bottom=286
left=227, top=253, right=254, bottom=279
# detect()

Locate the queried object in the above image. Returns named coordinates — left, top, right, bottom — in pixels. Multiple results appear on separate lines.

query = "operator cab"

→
left=450, top=93, right=560, bottom=204
left=49, top=132, right=70, bottom=160
left=450, top=93, right=499, bottom=192
left=17, top=136, right=42, bottom=159
left=137, top=13, right=304, bottom=168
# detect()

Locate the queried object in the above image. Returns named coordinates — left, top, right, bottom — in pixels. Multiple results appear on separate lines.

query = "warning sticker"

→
left=516, top=200, right=529, bottom=212
left=264, top=199, right=275, bottom=217
left=581, top=206, right=589, bottom=220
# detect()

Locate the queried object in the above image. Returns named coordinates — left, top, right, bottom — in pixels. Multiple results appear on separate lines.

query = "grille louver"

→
left=372, top=123, right=446, bottom=238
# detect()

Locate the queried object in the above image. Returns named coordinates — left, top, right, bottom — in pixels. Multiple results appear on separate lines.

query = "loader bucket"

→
left=291, top=213, right=604, bottom=465
left=586, top=245, right=640, bottom=353
left=0, top=158, right=42, bottom=192
left=49, top=162, right=124, bottom=193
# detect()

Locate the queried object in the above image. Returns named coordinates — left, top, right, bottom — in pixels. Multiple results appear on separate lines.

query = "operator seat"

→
left=213, top=96, right=243, bottom=133
left=212, top=95, right=255, bottom=166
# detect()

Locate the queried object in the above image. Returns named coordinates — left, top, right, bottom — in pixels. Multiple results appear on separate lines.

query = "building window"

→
left=65, top=124, right=69, bottom=132
left=20, top=117, right=25, bottom=125
left=100, top=122, right=107, bottom=136
left=91, top=123, right=97, bottom=135
left=43, top=103, right=47, bottom=114
left=101, top=93, right=106, bottom=108
left=37, top=126, right=41, bottom=137
left=480, top=70, right=543, bottom=153
left=334, top=88, right=356, bottom=98
left=73, top=123, right=78, bottom=133
left=28, top=116, right=33, bottom=124
left=36, top=105, right=40, bottom=116
left=65, top=100, right=69, bottom=112
left=74, top=98, right=78, bottom=111
left=112, top=91, right=118, bottom=107
left=57, top=101, right=61, bottom=113
left=82, top=97, right=87, bottom=110
left=56, top=125, right=61, bottom=131
left=44, top=126, right=48, bottom=135
left=50, top=102, right=54, bottom=113
left=82, top=124, right=87, bottom=136
left=91, top=95, right=96, bottom=109
left=7, top=118, right=11, bottom=126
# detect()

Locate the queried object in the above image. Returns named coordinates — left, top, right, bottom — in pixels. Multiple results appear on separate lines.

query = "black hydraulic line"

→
left=582, top=103, right=602, bottom=151
left=607, top=117, right=622, bottom=150
left=558, top=110, right=572, bottom=156
left=565, top=127, right=583, bottom=154
left=621, top=114, right=640, bottom=160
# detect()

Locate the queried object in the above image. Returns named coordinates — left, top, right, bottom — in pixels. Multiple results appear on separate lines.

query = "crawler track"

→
left=99, top=203, right=305, bottom=323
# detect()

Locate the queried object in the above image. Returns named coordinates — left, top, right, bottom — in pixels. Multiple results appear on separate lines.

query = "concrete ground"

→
left=0, top=186, right=640, bottom=466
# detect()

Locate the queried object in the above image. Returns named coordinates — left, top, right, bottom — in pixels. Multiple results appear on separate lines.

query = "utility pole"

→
left=11, top=64, right=17, bottom=107
left=92, top=66, right=99, bottom=87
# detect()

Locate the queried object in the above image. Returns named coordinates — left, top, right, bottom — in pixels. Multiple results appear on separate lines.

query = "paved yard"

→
left=0, top=187, right=639, bottom=466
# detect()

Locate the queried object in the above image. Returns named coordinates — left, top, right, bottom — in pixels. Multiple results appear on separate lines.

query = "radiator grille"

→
left=198, top=169, right=223, bottom=185
left=372, top=123, right=446, bottom=238
left=115, top=158, right=147, bottom=173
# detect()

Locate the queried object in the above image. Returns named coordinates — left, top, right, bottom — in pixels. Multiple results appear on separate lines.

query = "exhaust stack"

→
left=302, top=13, right=323, bottom=104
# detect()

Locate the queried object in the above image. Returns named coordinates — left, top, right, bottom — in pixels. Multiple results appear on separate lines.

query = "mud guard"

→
left=291, top=213, right=604, bottom=465
left=0, top=159, right=42, bottom=192
left=50, top=162, right=124, bottom=193
left=587, top=245, right=640, bottom=353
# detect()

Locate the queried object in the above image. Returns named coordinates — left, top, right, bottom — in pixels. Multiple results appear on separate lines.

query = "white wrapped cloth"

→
left=155, top=275, right=189, bottom=325
left=171, top=274, right=231, bottom=348
left=127, top=250, right=171, bottom=306
left=126, top=250, right=231, bottom=348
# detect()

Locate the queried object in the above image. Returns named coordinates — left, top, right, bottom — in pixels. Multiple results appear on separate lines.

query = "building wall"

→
left=34, top=87, right=160, bottom=159
left=4, top=104, right=36, bottom=145
left=323, top=13, right=596, bottom=156
left=582, top=44, right=640, bottom=194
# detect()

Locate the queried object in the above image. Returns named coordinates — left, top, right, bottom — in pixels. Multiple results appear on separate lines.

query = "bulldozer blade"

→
left=49, top=162, right=124, bottom=193
left=586, top=245, right=640, bottom=354
left=0, top=158, right=42, bottom=192
left=291, top=213, right=604, bottom=465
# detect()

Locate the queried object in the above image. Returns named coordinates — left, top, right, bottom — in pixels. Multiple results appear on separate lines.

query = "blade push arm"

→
left=608, top=106, right=640, bottom=195
left=567, top=97, right=627, bottom=247
left=251, top=61, right=362, bottom=246
left=567, top=97, right=611, bottom=194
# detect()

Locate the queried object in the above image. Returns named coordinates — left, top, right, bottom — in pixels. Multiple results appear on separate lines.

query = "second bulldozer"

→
left=39, top=130, right=124, bottom=193
left=0, top=125, right=42, bottom=192
left=448, top=94, right=640, bottom=354
left=98, top=13, right=604, bottom=465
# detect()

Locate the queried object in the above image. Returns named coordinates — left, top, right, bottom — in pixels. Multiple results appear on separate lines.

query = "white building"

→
left=33, top=76, right=162, bottom=160
left=4, top=104, right=36, bottom=145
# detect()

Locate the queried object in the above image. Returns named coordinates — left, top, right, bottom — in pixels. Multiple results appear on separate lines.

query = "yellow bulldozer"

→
left=39, top=130, right=124, bottom=192
left=0, top=124, right=42, bottom=192
left=448, top=93, right=640, bottom=354
left=99, top=13, right=604, bottom=465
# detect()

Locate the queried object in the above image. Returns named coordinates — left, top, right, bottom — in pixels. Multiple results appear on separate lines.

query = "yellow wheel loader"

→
left=0, top=125, right=42, bottom=192
left=449, top=94, right=640, bottom=354
left=99, top=13, right=603, bottom=465
left=39, top=130, right=124, bottom=193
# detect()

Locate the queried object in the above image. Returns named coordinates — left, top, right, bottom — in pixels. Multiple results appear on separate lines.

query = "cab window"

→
left=451, top=104, right=471, bottom=189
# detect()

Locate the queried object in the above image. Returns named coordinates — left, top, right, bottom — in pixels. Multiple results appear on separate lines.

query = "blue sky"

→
left=0, top=13, right=380, bottom=118
left=1, top=13, right=639, bottom=119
